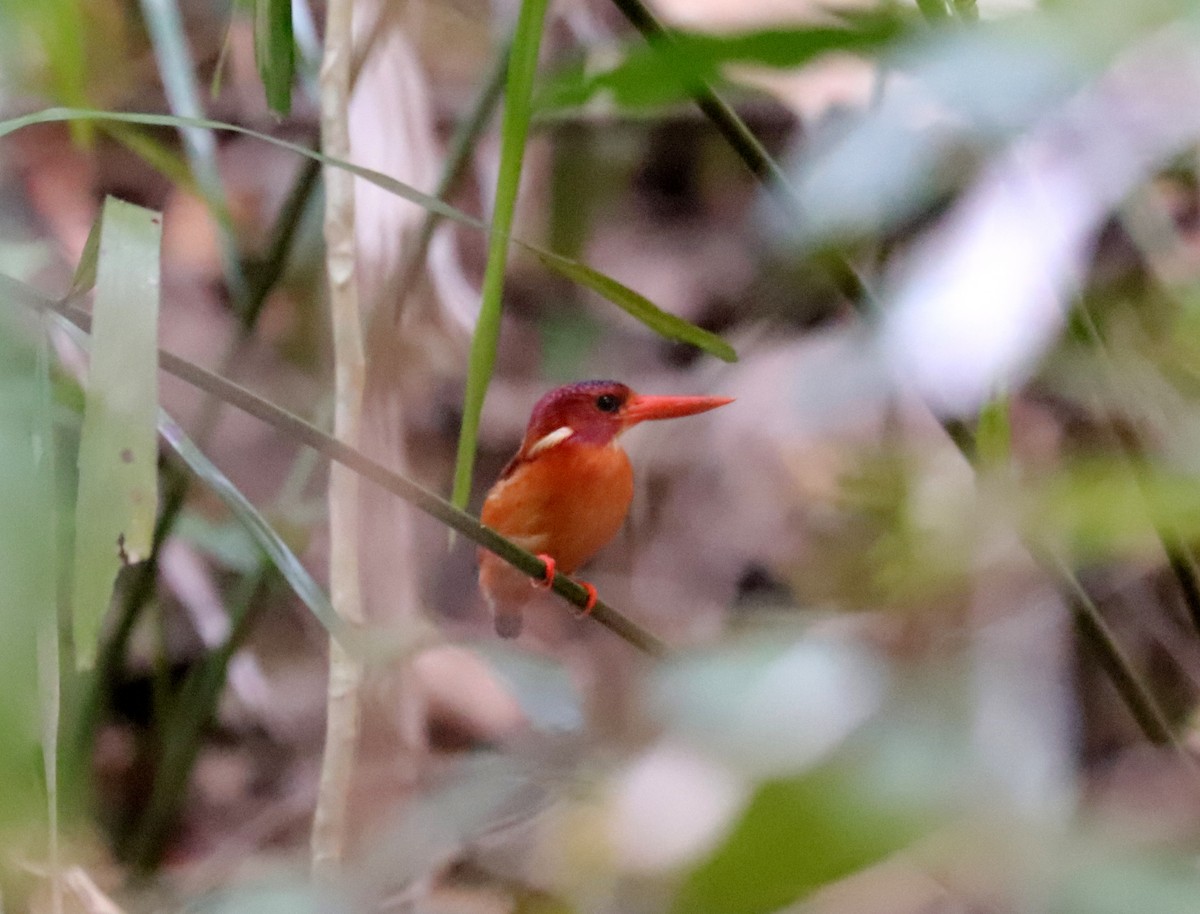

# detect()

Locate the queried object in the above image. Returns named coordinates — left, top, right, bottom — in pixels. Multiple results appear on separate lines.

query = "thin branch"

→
left=312, top=0, right=366, bottom=875
left=1039, top=549, right=1178, bottom=748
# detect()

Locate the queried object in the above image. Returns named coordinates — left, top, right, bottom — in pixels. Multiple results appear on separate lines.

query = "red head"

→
left=518, top=380, right=733, bottom=456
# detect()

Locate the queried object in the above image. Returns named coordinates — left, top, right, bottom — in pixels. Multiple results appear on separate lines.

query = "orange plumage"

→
left=478, top=380, right=732, bottom=638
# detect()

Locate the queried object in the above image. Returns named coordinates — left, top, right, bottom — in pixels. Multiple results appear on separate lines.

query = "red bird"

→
left=478, top=380, right=733, bottom=638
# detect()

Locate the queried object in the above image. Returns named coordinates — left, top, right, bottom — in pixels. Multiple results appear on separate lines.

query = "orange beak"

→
left=623, top=394, right=734, bottom=426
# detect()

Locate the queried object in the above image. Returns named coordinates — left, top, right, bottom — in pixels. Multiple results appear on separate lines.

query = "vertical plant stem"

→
left=312, top=0, right=366, bottom=876
left=451, top=0, right=551, bottom=510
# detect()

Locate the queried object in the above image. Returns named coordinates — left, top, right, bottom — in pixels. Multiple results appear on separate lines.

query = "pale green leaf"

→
left=71, top=197, right=161, bottom=669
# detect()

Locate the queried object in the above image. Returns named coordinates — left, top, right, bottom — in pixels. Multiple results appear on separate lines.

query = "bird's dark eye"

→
left=595, top=393, right=621, bottom=413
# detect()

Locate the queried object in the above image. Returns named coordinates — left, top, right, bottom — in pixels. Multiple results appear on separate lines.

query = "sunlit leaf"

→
left=70, top=197, right=160, bottom=669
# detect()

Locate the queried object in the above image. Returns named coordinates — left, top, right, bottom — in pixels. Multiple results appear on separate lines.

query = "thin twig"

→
left=312, top=0, right=366, bottom=876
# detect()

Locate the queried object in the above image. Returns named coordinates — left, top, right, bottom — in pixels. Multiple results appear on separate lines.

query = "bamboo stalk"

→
left=311, top=0, right=366, bottom=875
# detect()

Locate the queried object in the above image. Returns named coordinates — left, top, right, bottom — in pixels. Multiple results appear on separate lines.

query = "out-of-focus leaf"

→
left=1036, top=459, right=1200, bottom=560
left=254, top=0, right=294, bottom=115
left=0, top=109, right=735, bottom=374
left=189, top=883, right=344, bottom=914
left=174, top=511, right=265, bottom=574
left=538, top=11, right=912, bottom=112
left=452, top=0, right=552, bottom=510
left=70, top=197, right=160, bottom=669
left=672, top=760, right=924, bottom=914
left=653, top=634, right=887, bottom=778
left=530, top=249, right=737, bottom=362
left=474, top=644, right=585, bottom=733
left=0, top=302, right=55, bottom=825
left=362, top=752, right=560, bottom=896
left=1056, top=852, right=1200, bottom=914
left=975, top=392, right=1011, bottom=467
left=138, top=0, right=248, bottom=304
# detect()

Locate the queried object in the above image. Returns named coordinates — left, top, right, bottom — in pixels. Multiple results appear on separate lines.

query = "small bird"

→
left=478, top=380, right=733, bottom=638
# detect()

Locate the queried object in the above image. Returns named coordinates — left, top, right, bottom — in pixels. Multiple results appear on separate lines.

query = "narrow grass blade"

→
left=70, top=198, right=161, bottom=669
left=0, top=108, right=737, bottom=365
left=451, top=0, right=552, bottom=510
left=530, top=248, right=737, bottom=362
left=254, top=0, right=295, bottom=114
left=156, top=415, right=348, bottom=642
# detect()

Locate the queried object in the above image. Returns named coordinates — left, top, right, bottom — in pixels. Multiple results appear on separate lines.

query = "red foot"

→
left=534, top=554, right=557, bottom=589
left=575, top=582, right=598, bottom=618
left=534, top=554, right=598, bottom=618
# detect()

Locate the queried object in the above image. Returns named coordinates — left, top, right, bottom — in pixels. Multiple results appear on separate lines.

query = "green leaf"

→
left=531, top=248, right=737, bottom=362
left=0, top=301, right=57, bottom=825
left=70, top=197, right=161, bottom=669
left=451, top=0, right=552, bottom=511
left=537, top=12, right=911, bottom=112
left=0, top=109, right=735, bottom=370
left=254, top=0, right=294, bottom=115
left=673, top=761, right=922, bottom=914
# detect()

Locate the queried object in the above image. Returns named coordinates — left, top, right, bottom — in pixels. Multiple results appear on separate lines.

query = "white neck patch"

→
left=526, top=425, right=575, bottom=457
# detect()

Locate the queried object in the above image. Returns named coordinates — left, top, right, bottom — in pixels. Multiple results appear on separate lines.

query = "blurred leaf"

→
left=0, top=109, right=736, bottom=376
left=530, top=249, right=738, bottom=362
left=174, top=511, right=265, bottom=573
left=70, top=197, right=160, bottom=669
left=190, top=883, right=344, bottom=914
left=538, top=10, right=912, bottom=112
left=0, top=0, right=91, bottom=141
left=653, top=634, right=887, bottom=778
left=254, top=0, right=294, bottom=115
left=452, top=0, right=551, bottom=510
left=975, top=391, right=1011, bottom=467
left=0, top=301, right=56, bottom=825
left=362, top=752, right=559, bottom=896
left=1035, top=458, right=1200, bottom=560
left=475, top=643, right=585, bottom=733
left=101, top=122, right=199, bottom=195
left=138, top=0, right=249, bottom=304
left=673, top=759, right=924, bottom=914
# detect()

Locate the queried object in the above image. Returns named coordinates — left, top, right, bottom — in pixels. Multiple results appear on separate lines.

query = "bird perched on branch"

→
left=478, top=380, right=733, bottom=638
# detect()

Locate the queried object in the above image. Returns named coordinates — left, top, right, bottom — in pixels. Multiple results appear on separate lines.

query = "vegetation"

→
left=3, top=0, right=1200, bottom=911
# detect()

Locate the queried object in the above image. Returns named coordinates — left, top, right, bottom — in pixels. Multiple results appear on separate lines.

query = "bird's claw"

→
left=534, top=554, right=557, bottom=589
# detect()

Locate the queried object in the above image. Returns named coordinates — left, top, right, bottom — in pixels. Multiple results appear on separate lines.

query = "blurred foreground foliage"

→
left=7, top=0, right=1200, bottom=911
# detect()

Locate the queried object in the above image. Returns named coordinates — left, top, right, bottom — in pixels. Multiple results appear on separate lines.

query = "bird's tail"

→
left=478, top=552, right=530, bottom=639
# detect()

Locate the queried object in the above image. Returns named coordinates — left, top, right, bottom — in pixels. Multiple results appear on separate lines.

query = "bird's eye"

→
left=595, top=393, right=621, bottom=413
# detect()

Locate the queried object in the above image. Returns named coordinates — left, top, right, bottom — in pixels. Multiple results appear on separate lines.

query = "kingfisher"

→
left=477, top=380, right=733, bottom=638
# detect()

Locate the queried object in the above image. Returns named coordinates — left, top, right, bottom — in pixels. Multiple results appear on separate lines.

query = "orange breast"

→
left=481, top=442, right=634, bottom=574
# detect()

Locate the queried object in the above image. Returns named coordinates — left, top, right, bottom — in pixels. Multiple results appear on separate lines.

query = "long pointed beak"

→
left=623, top=393, right=734, bottom=425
